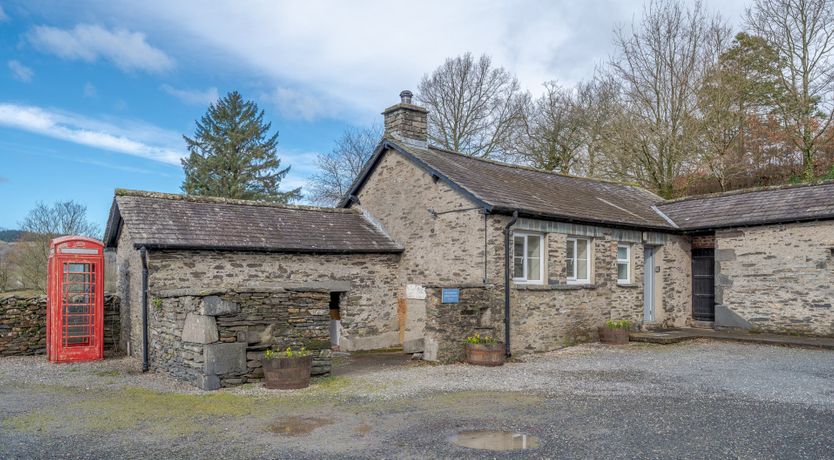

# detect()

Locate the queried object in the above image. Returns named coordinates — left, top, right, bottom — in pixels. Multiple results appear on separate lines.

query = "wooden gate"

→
left=691, top=248, right=715, bottom=321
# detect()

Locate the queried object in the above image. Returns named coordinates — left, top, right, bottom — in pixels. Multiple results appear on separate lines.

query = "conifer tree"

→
left=181, top=91, right=301, bottom=203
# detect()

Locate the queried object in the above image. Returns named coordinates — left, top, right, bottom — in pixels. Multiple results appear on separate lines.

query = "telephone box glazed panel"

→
left=47, top=236, right=104, bottom=363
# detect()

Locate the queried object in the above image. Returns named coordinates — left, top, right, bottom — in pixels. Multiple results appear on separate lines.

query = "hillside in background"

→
left=0, top=230, right=25, bottom=242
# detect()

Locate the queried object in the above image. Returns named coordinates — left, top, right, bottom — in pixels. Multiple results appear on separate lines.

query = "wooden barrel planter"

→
left=465, top=342, right=505, bottom=366
left=262, top=355, right=314, bottom=389
left=598, top=327, right=630, bottom=345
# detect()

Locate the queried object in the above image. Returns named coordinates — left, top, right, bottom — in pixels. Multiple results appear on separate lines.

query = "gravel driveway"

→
left=2, top=340, right=833, bottom=459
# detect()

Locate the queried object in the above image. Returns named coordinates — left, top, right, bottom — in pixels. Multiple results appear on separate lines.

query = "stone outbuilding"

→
left=105, top=92, right=834, bottom=389
left=104, top=191, right=401, bottom=389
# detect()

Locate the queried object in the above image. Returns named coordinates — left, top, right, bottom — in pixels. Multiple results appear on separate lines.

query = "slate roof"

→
left=104, top=190, right=402, bottom=253
left=344, top=140, right=675, bottom=230
left=657, top=181, right=834, bottom=231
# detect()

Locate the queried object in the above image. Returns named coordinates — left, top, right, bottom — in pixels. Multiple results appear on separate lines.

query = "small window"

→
left=567, top=237, right=590, bottom=284
left=617, top=244, right=630, bottom=284
left=513, top=233, right=543, bottom=284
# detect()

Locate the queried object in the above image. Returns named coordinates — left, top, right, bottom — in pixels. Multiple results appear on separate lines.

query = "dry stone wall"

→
left=716, top=221, right=834, bottom=336
left=147, top=250, right=400, bottom=351
left=0, top=293, right=120, bottom=356
left=423, top=285, right=503, bottom=363
left=151, top=287, right=331, bottom=390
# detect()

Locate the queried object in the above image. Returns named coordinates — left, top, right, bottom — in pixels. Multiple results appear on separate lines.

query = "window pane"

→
left=526, top=235, right=540, bottom=258
left=514, top=236, right=524, bottom=258
left=617, top=246, right=628, bottom=260
left=566, top=240, right=575, bottom=258
left=577, top=240, right=588, bottom=261
left=577, top=259, right=588, bottom=280
left=514, top=257, right=524, bottom=278
left=528, top=257, right=540, bottom=281
left=618, top=263, right=628, bottom=281
left=566, top=259, right=575, bottom=278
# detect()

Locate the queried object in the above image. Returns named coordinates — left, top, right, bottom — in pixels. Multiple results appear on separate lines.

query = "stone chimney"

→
left=382, top=90, right=428, bottom=148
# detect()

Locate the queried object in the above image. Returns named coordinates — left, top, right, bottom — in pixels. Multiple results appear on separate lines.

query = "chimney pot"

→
left=383, top=90, right=428, bottom=147
left=399, top=90, right=413, bottom=104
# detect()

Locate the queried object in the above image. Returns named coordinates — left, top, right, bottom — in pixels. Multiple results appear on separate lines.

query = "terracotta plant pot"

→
left=262, top=355, right=314, bottom=389
left=598, top=327, right=630, bottom=345
left=465, top=342, right=505, bottom=366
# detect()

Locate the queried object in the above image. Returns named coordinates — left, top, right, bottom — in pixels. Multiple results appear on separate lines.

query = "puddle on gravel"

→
left=451, top=430, right=540, bottom=451
left=268, top=416, right=333, bottom=437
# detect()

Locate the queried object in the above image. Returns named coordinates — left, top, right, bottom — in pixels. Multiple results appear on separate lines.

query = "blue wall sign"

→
left=441, top=288, right=460, bottom=304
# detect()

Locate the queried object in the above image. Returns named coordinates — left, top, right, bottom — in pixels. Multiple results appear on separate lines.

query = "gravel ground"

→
left=1, top=340, right=833, bottom=459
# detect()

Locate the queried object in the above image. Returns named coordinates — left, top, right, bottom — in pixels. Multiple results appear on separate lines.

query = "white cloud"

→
left=27, top=24, right=173, bottom=74
left=267, top=87, right=331, bottom=121
left=83, top=82, right=97, bottom=98
left=160, top=84, right=219, bottom=106
left=8, top=60, right=33, bottom=82
left=0, top=103, right=184, bottom=164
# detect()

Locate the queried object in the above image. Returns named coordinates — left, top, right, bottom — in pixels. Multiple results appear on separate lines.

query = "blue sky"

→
left=0, top=0, right=748, bottom=231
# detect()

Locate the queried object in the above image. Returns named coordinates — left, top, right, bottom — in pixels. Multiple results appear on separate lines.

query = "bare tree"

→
left=747, top=0, right=834, bottom=181
left=417, top=53, right=528, bottom=159
left=516, top=82, right=586, bottom=173
left=13, top=201, right=100, bottom=292
left=308, top=125, right=383, bottom=206
left=607, top=0, right=729, bottom=197
left=575, top=74, right=622, bottom=177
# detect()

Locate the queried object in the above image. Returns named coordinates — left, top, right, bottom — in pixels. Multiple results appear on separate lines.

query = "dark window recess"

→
left=691, top=248, right=715, bottom=321
left=329, top=292, right=341, bottom=321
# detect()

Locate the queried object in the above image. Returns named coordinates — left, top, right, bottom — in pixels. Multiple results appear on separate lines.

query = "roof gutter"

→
left=502, top=210, right=519, bottom=358
left=130, top=243, right=404, bottom=254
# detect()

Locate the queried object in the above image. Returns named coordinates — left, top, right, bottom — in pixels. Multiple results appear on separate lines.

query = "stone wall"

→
left=354, top=149, right=507, bottom=287
left=423, top=285, right=503, bottom=363
left=658, top=235, right=693, bottom=327
left=510, top=231, right=647, bottom=352
left=716, top=221, right=834, bottom=336
left=353, top=147, right=693, bottom=356
left=151, top=287, right=331, bottom=390
left=146, top=250, right=400, bottom=351
left=0, top=293, right=120, bottom=356
left=116, top=225, right=144, bottom=357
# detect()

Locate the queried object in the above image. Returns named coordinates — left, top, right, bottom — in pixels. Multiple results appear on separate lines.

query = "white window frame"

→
left=567, top=237, right=591, bottom=284
left=512, top=232, right=544, bottom=284
left=617, top=244, right=631, bottom=284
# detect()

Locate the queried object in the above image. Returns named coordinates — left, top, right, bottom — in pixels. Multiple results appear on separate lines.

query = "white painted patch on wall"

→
left=406, top=284, right=426, bottom=299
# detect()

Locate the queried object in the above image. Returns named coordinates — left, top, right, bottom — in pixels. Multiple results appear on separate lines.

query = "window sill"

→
left=616, top=283, right=640, bottom=289
left=514, top=283, right=597, bottom=291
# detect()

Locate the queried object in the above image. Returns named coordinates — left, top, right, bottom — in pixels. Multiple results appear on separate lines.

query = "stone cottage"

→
left=106, top=90, right=834, bottom=389
left=104, top=192, right=401, bottom=389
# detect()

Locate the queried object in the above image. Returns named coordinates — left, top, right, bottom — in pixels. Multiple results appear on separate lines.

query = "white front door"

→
left=643, top=247, right=655, bottom=323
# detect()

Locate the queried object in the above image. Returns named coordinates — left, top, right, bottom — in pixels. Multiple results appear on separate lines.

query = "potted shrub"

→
left=262, top=346, right=313, bottom=389
left=464, top=333, right=505, bottom=366
left=598, top=320, right=631, bottom=345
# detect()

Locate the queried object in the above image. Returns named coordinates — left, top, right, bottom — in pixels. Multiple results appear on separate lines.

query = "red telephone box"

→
left=47, top=236, right=104, bottom=363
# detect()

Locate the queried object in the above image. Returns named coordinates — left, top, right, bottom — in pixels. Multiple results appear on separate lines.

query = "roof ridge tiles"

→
left=115, top=189, right=357, bottom=213
left=660, top=179, right=834, bottom=204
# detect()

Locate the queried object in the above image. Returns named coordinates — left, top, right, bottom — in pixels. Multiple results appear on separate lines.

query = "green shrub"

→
left=264, top=346, right=311, bottom=360
left=465, top=332, right=498, bottom=344
left=604, top=319, right=632, bottom=329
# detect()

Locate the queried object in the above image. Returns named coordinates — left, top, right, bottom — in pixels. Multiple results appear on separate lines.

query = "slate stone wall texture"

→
left=510, top=232, right=647, bottom=352
left=354, top=149, right=507, bottom=288
left=716, top=221, right=834, bottom=336
left=116, top=225, right=144, bottom=357
left=150, top=288, right=331, bottom=389
left=147, top=250, right=400, bottom=351
left=355, top=147, right=694, bottom=356
left=423, top=285, right=503, bottom=363
left=0, top=293, right=120, bottom=356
